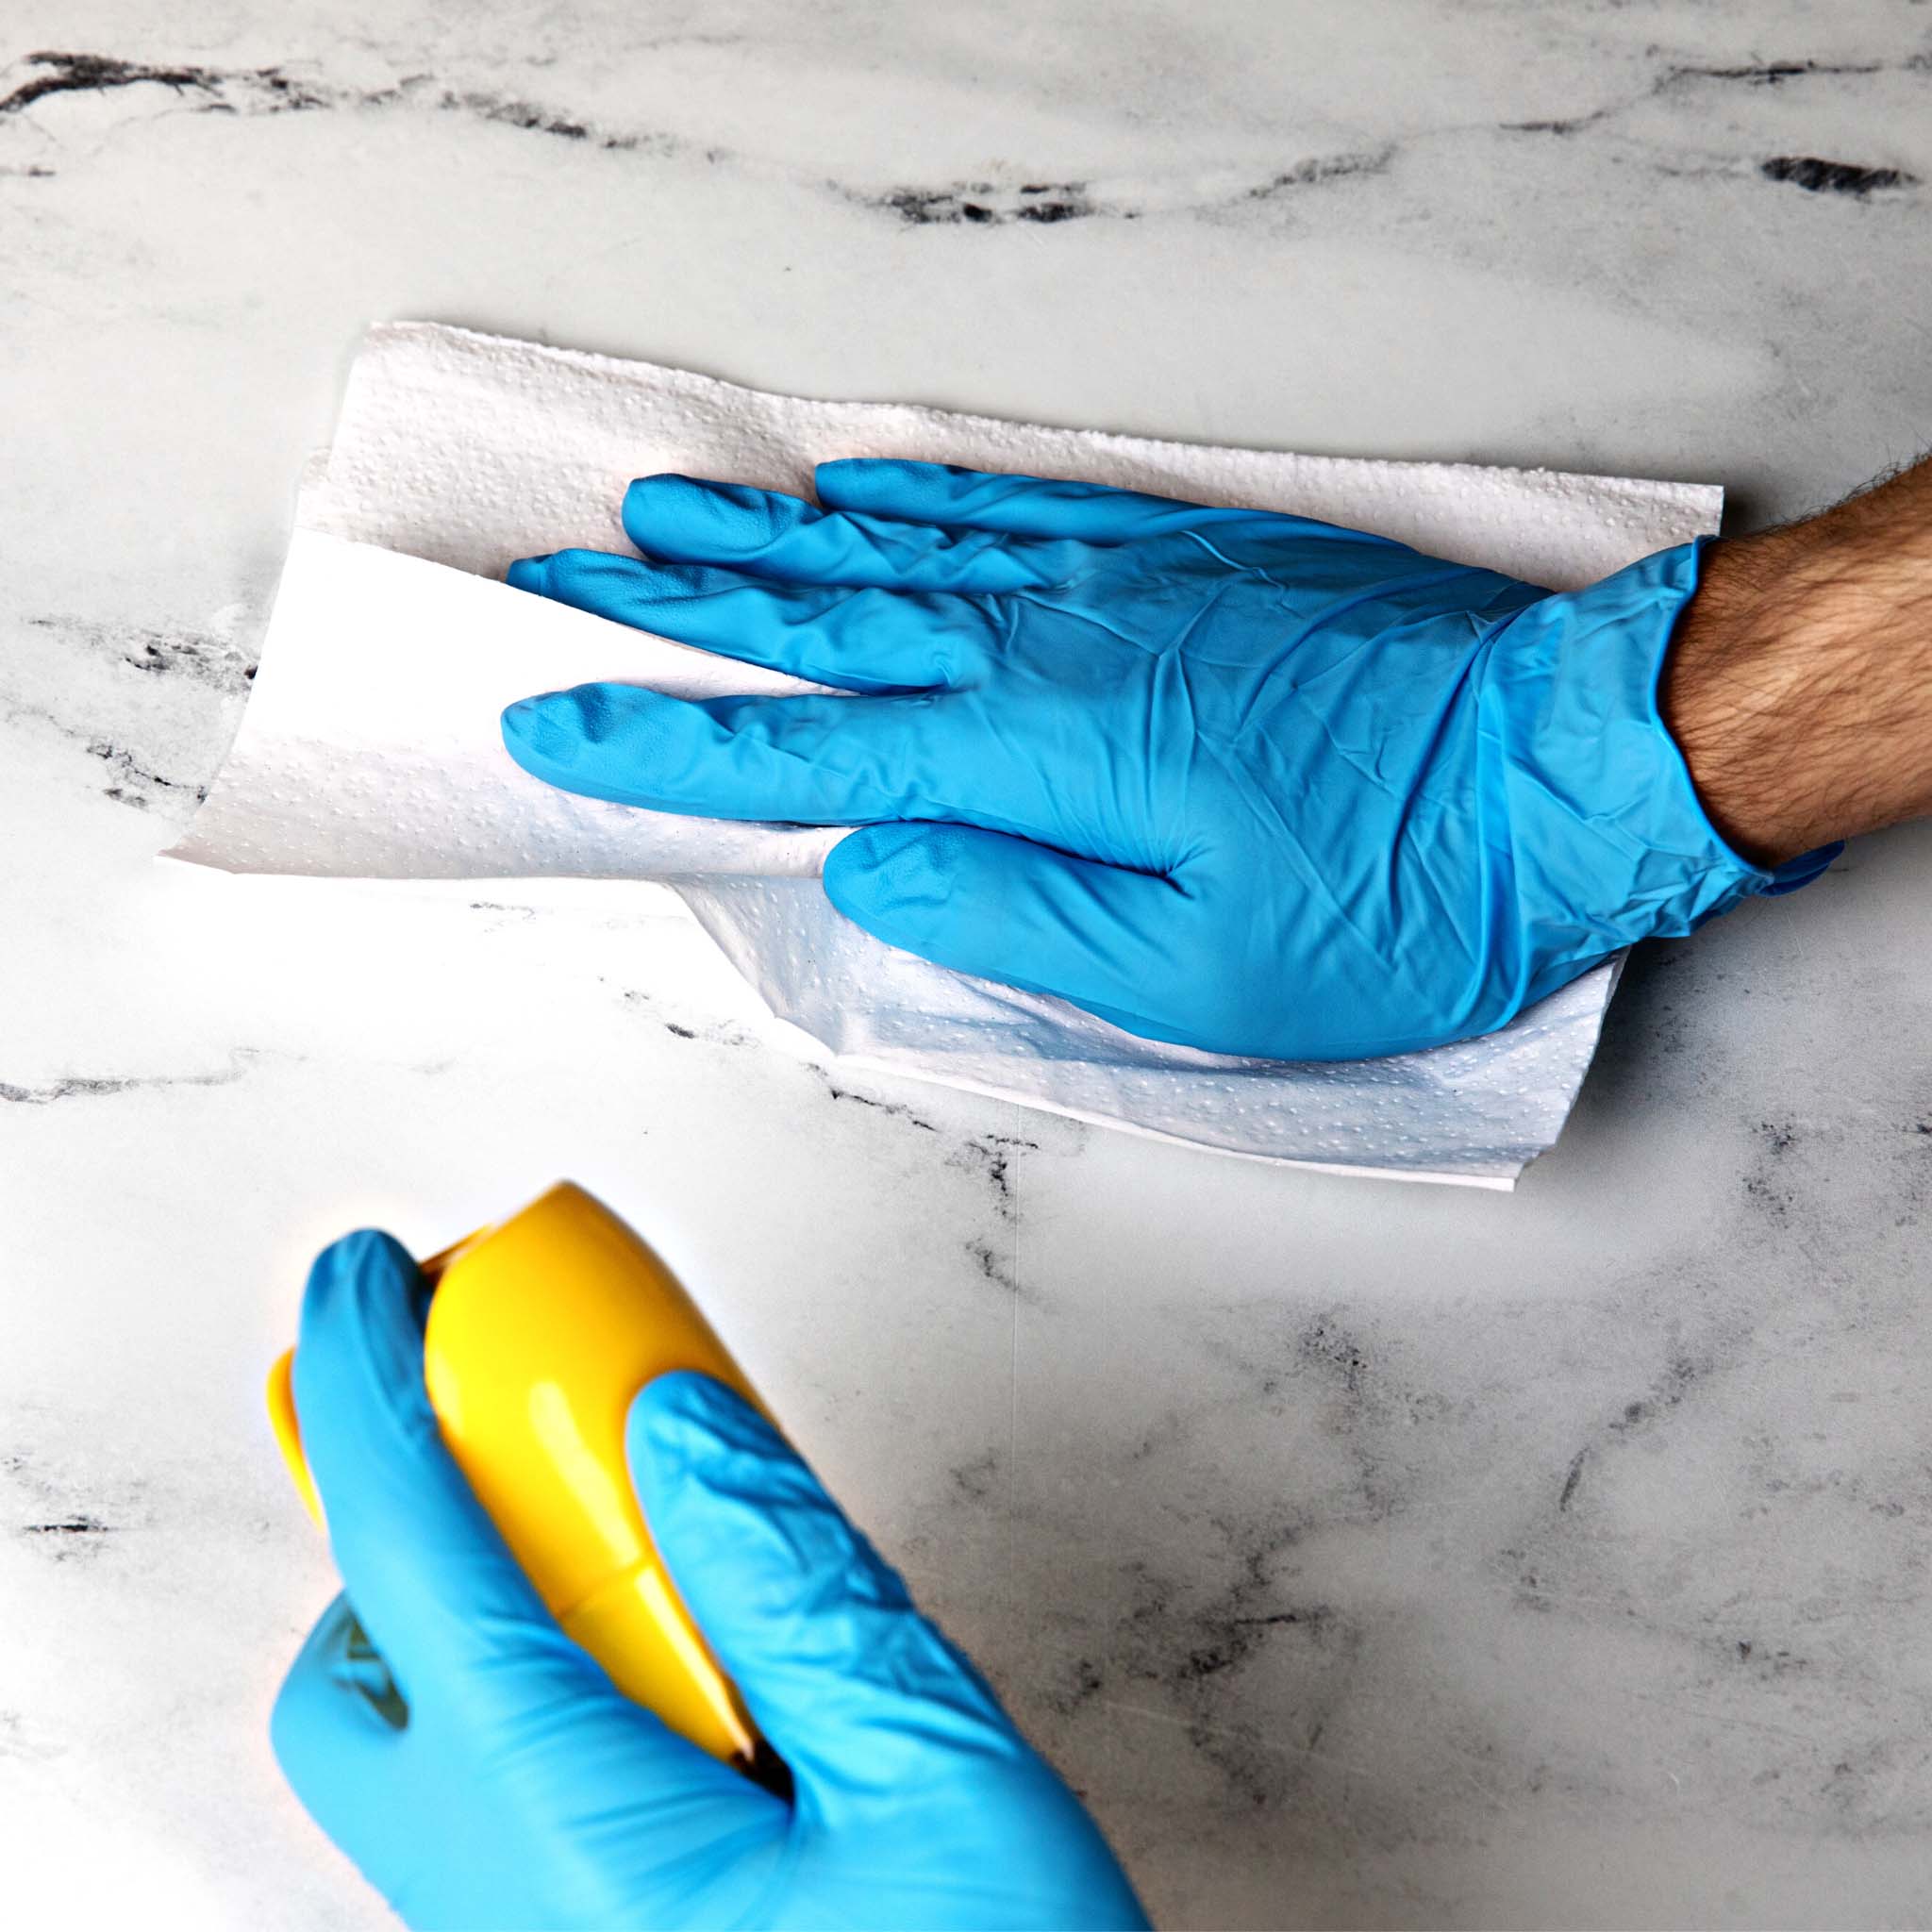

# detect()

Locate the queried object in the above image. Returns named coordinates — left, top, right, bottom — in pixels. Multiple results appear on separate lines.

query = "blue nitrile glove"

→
left=272, top=1230, right=1147, bottom=1932
left=500, top=463, right=1835, bottom=1062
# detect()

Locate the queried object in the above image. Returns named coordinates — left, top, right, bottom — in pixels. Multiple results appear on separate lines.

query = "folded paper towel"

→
left=168, top=322, right=1722, bottom=1186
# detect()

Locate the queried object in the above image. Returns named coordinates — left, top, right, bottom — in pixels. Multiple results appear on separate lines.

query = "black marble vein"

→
left=0, top=51, right=326, bottom=118
left=1761, top=156, right=1920, bottom=196
left=866, top=182, right=1101, bottom=226
left=846, top=152, right=1393, bottom=228
left=86, top=739, right=207, bottom=809
left=0, top=1057, right=253, bottom=1105
left=0, top=49, right=679, bottom=154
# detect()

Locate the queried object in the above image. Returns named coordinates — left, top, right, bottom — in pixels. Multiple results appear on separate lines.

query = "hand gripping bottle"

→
left=268, top=1182, right=783, bottom=1787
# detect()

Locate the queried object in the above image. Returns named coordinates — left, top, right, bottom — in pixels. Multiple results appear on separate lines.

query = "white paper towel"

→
left=169, top=322, right=1723, bottom=1186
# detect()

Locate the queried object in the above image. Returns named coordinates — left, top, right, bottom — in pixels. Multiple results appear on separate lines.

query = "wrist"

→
left=1660, top=531, right=1824, bottom=868
left=1663, top=465, right=1932, bottom=867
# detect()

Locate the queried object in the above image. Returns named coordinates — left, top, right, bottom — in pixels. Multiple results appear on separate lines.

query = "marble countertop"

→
left=3, top=4, right=1930, bottom=1925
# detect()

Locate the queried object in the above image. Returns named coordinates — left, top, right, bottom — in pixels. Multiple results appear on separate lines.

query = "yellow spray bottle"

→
left=267, top=1181, right=780, bottom=1785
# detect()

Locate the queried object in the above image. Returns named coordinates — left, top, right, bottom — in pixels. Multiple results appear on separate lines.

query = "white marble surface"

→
left=3, top=4, right=1930, bottom=1925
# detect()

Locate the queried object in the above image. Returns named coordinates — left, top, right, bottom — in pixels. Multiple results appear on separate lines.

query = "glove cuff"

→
left=1645, top=536, right=1842, bottom=898
left=1482, top=537, right=1836, bottom=1008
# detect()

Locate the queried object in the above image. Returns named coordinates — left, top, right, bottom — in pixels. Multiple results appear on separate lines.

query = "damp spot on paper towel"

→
left=1758, top=157, right=1918, bottom=197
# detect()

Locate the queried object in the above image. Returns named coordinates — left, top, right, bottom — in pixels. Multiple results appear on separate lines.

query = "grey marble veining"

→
left=2, top=4, right=1930, bottom=1926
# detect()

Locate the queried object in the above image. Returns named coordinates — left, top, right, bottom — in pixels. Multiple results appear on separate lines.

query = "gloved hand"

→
left=501, top=463, right=1834, bottom=1062
left=272, top=1230, right=1147, bottom=1932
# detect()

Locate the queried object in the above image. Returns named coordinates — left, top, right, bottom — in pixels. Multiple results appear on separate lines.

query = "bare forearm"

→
left=1664, top=455, right=1932, bottom=867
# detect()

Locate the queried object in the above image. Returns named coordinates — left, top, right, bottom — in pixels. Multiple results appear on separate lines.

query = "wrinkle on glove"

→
left=504, top=462, right=1836, bottom=1063
left=273, top=1231, right=1148, bottom=1932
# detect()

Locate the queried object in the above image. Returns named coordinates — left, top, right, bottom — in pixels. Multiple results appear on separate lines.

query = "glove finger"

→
left=508, top=548, right=991, bottom=691
left=503, top=686, right=994, bottom=827
left=620, top=474, right=1090, bottom=592
left=270, top=1593, right=408, bottom=1862
left=292, top=1230, right=612, bottom=1719
left=813, top=458, right=1258, bottom=546
left=825, top=822, right=1206, bottom=1045
left=627, top=1373, right=1018, bottom=1794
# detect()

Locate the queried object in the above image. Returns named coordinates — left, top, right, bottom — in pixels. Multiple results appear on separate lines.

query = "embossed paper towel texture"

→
left=170, top=323, right=1722, bottom=1185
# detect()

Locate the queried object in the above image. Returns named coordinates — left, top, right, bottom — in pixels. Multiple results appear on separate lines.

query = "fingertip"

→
left=292, top=1228, right=435, bottom=1491
left=633, top=1364, right=737, bottom=1417
left=499, top=688, right=602, bottom=776
left=626, top=471, right=701, bottom=498
left=508, top=548, right=629, bottom=599
left=509, top=546, right=640, bottom=610
left=626, top=1370, right=767, bottom=1476
left=823, top=821, right=949, bottom=932
left=625, top=474, right=807, bottom=556
left=809, top=457, right=863, bottom=494
left=811, top=457, right=937, bottom=510
left=621, top=471, right=700, bottom=540
left=299, top=1229, right=418, bottom=1337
